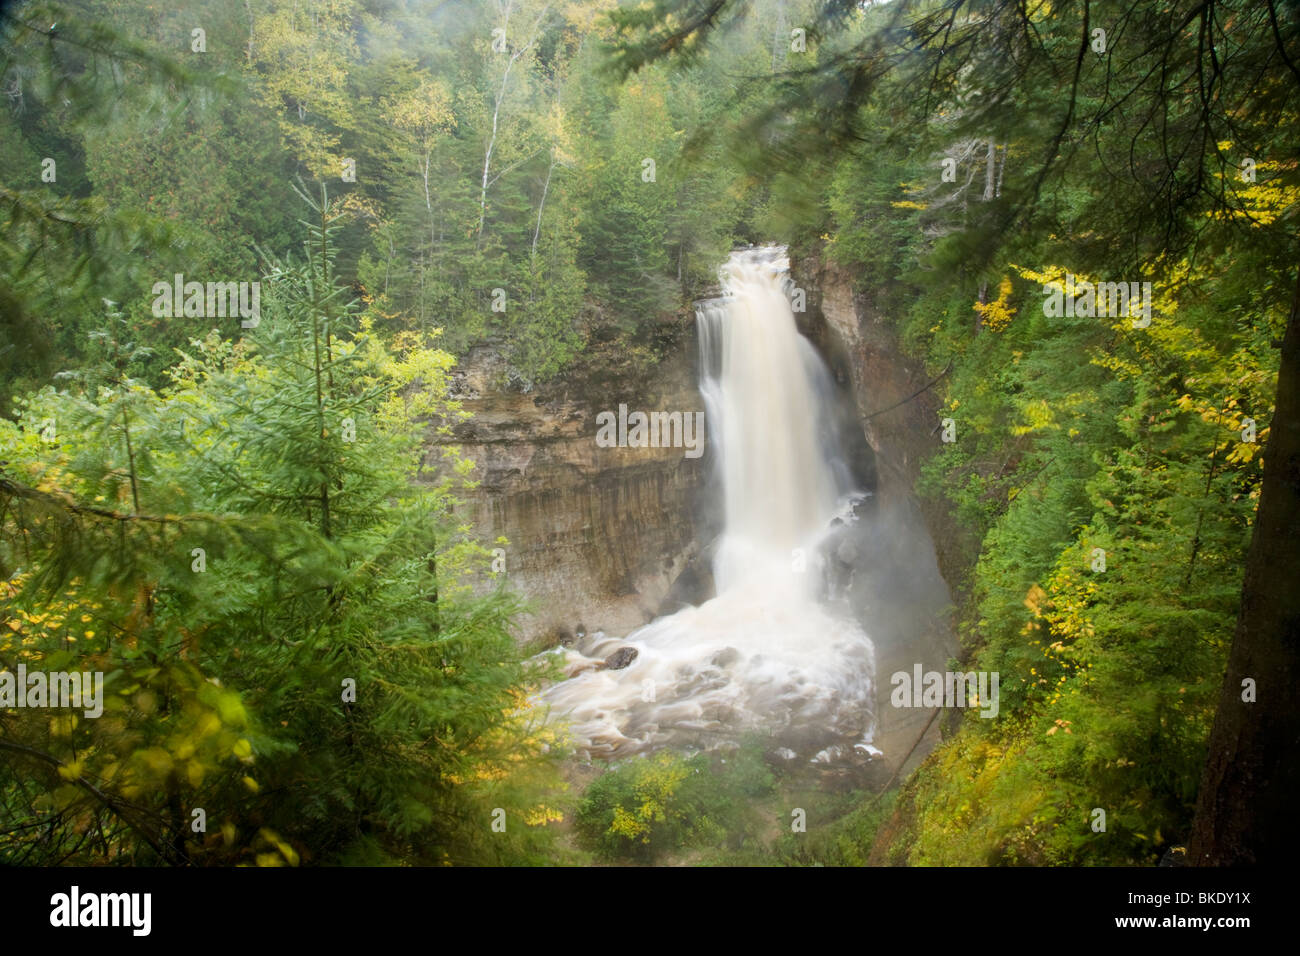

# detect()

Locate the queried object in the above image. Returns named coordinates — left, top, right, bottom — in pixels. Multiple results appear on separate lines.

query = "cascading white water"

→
left=544, top=247, right=878, bottom=761
left=698, top=247, right=845, bottom=591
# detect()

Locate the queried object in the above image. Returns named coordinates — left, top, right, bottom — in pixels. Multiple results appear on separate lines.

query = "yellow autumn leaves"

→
left=973, top=276, right=1017, bottom=332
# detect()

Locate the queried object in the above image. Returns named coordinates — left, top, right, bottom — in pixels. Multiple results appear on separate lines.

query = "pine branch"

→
left=0, top=475, right=189, bottom=525
left=0, top=738, right=185, bottom=865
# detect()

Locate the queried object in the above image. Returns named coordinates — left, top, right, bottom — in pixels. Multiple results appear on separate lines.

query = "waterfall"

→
left=698, top=247, right=848, bottom=591
left=544, top=247, right=878, bottom=761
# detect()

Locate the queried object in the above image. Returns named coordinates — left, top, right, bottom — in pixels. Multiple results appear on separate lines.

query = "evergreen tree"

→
left=1, top=187, right=563, bottom=865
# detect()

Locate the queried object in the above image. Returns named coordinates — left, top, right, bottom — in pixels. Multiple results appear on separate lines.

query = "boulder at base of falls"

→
left=602, top=646, right=639, bottom=670
left=710, top=646, right=740, bottom=668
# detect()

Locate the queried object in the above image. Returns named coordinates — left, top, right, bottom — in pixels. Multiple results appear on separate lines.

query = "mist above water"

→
left=544, top=247, right=878, bottom=761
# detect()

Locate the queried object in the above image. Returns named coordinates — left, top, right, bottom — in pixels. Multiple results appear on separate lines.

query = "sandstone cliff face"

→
left=437, top=335, right=711, bottom=645
left=798, top=257, right=961, bottom=775
left=803, top=258, right=971, bottom=590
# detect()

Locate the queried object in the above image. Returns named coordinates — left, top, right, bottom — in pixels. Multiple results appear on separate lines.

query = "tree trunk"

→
left=244, top=0, right=255, bottom=63
left=982, top=140, right=996, bottom=201
left=771, top=0, right=788, bottom=72
left=531, top=153, right=555, bottom=259
left=478, top=4, right=547, bottom=241
left=1187, top=263, right=1300, bottom=865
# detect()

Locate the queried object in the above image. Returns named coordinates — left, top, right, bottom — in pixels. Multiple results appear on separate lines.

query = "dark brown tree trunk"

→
left=1188, top=264, right=1300, bottom=865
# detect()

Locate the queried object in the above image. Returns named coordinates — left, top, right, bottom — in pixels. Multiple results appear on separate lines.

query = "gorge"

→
left=1, top=0, right=1287, bottom=876
left=443, top=248, right=957, bottom=778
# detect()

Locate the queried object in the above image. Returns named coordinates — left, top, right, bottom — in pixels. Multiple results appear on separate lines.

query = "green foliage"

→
left=0, top=0, right=776, bottom=402
left=855, top=219, right=1282, bottom=867
left=773, top=789, right=897, bottom=867
left=5, top=0, right=1296, bottom=870
left=575, top=742, right=774, bottom=862
left=0, top=188, right=563, bottom=866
